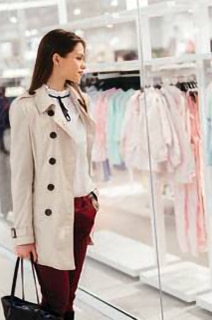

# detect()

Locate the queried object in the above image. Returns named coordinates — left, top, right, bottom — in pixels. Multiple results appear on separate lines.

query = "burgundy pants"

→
left=36, top=195, right=97, bottom=316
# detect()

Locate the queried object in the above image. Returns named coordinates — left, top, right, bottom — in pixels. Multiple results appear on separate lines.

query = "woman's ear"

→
left=52, top=53, right=61, bottom=67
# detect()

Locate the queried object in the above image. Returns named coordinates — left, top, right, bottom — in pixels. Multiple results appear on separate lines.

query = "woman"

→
left=9, top=29, right=99, bottom=320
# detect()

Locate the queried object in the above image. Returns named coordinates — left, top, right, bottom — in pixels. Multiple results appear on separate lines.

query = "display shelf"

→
left=140, top=262, right=211, bottom=302
left=87, top=230, right=180, bottom=277
left=1, top=68, right=30, bottom=79
left=1, top=55, right=210, bottom=80
left=196, top=292, right=212, bottom=313
left=0, top=0, right=57, bottom=11
left=85, top=54, right=212, bottom=74
left=86, top=61, right=140, bottom=73
left=40, top=0, right=212, bottom=32
left=42, top=9, right=136, bottom=32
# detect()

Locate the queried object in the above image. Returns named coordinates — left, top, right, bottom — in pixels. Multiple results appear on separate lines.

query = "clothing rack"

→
left=85, top=67, right=212, bottom=304
left=84, top=71, right=177, bottom=268
left=84, top=70, right=203, bottom=267
left=82, top=71, right=141, bottom=91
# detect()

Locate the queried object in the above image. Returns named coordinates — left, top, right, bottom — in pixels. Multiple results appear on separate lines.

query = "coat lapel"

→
left=52, top=103, right=76, bottom=138
left=34, top=84, right=95, bottom=139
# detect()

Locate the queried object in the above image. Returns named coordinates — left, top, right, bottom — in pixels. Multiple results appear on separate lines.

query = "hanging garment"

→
left=206, top=83, right=212, bottom=165
left=162, top=87, right=195, bottom=183
left=121, top=88, right=181, bottom=173
left=173, top=92, right=206, bottom=256
left=92, top=88, right=117, bottom=162
left=107, top=89, right=134, bottom=165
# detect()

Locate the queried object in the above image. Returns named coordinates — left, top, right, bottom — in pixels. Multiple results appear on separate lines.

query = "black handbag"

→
left=1, top=254, right=63, bottom=320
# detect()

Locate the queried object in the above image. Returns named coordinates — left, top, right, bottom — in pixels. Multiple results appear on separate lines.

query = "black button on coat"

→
left=49, top=158, right=56, bottom=165
left=45, top=209, right=52, bottom=216
left=47, top=184, right=55, bottom=191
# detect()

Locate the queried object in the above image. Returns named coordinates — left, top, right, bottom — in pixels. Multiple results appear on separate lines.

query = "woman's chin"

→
left=67, top=77, right=81, bottom=84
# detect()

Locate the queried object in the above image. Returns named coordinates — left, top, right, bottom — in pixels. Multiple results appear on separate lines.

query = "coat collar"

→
left=33, top=84, right=88, bottom=115
left=32, top=84, right=95, bottom=139
left=34, top=85, right=57, bottom=113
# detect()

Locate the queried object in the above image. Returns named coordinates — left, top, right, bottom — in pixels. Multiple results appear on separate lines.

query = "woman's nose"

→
left=81, top=61, right=86, bottom=69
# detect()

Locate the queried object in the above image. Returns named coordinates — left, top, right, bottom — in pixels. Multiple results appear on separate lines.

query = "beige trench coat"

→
left=9, top=84, right=95, bottom=270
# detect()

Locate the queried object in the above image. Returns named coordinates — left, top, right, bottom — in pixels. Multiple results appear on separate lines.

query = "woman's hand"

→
left=91, top=198, right=100, bottom=211
left=16, top=243, right=38, bottom=262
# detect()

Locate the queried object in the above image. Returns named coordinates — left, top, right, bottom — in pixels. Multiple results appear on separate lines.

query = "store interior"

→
left=1, top=0, right=212, bottom=319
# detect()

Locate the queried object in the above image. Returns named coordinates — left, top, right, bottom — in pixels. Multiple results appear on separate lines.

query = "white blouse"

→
left=46, top=86, right=95, bottom=197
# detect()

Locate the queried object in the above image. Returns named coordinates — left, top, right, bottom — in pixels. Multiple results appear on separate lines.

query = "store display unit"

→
left=83, top=0, right=212, bottom=309
left=83, top=53, right=212, bottom=306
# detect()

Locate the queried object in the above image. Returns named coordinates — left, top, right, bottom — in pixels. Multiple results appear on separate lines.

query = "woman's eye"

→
left=77, top=56, right=85, bottom=61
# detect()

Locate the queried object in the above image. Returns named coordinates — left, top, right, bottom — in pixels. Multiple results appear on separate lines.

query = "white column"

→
left=126, top=0, right=147, bottom=10
left=57, top=0, right=68, bottom=25
left=136, top=14, right=152, bottom=62
left=17, top=9, right=27, bottom=67
left=193, top=4, right=210, bottom=54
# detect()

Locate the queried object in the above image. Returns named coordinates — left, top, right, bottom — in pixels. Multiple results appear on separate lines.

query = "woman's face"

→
left=55, top=42, right=86, bottom=84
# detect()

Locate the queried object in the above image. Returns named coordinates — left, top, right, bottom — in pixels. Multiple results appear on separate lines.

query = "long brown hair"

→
left=28, top=29, right=86, bottom=95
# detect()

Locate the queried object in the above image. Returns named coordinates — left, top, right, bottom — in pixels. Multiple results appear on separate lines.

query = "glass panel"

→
left=79, top=1, right=162, bottom=319
left=197, top=56, right=212, bottom=319
left=137, top=1, right=212, bottom=320
left=0, top=1, right=163, bottom=319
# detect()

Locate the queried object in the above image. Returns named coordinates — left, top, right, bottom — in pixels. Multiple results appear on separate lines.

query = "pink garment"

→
left=162, top=87, right=195, bottom=183
left=174, top=94, right=207, bottom=256
left=120, top=90, right=144, bottom=169
left=145, top=89, right=181, bottom=173
left=92, top=88, right=117, bottom=162
left=186, top=96, right=207, bottom=252
left=121, top=88, right=181, bottom=173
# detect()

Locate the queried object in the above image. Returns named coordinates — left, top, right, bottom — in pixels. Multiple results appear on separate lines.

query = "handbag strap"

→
left=11, top=256, right=20, bottom=297
left=21, top=259, right=25, bottom=300
left=11, top=254, right=40, bottom=304
left=30, top=254, right=40, bottom=304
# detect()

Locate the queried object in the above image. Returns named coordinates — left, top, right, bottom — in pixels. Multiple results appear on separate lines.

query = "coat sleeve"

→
left=9, top=98, right=35, bottom=245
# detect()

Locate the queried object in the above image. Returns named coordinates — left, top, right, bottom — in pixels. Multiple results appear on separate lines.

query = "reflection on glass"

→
left=78, top=22, right=138, bottom=64
left=150, top=13, right=196, bottom=58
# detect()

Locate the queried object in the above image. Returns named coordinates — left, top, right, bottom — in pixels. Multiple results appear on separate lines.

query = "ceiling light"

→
left=25, top=30, right=31, bottom=37
left=167, top=0, right=176, bottom=7
left=31, top=29, right=38, bottom=36
left=126, top=0, right=137, bottom=10
left=107, top=24, right=114, bottom=28
left=9, top=16, right=18, bottom=23
left=112, top=12, right=120, bottom=18
left=111, top=0, right=118, bottom=6
left=110, top=36, right=120, bottom=46
left=25, top=29, right=38, bottom=37
left=73, top=8, right=81, bottom=15
left=74, top=29, right=84, bottom=37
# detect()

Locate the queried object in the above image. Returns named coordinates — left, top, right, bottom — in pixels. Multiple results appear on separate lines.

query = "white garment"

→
left=46, top=86, right=95, bottom=197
